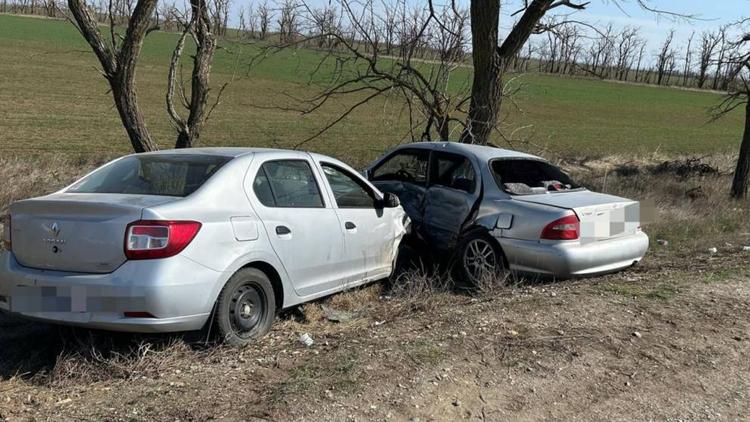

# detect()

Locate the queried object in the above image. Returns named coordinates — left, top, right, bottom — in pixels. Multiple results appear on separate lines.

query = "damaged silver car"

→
left=365, top=142, right=649, bottom=281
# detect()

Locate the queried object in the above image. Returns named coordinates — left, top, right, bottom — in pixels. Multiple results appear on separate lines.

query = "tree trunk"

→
left=731, top=101, right=750, bottom=199
left=459, top=0, right=501, bottom=144
left=460, top=0, right=553, bottom=145
left=167, top=0, right=217, bottom=149
left=68, top=0, right=159, bottom=153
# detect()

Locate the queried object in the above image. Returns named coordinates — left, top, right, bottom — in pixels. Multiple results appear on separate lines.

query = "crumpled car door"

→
left=373, top=180, right=426, bottom=227
left=421, top=152, right=480, bottom=250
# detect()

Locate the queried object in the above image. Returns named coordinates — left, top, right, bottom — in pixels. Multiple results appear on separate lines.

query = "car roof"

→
left=393, top=142, right=543, bottom=162
left=136, top=148, right=357, bottom=171
left=137, top=147, right=305, bottom=158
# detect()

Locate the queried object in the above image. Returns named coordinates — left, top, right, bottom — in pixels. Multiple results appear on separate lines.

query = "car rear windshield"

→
left=67, top=154, right=232, bottom=197
left=491, top=159, right=580, bottom=195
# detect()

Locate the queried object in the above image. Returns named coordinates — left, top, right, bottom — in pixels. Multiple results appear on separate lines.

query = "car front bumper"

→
left=499, top=231, right=649, bottom=278
left=0, top=252, right=223, bottom=333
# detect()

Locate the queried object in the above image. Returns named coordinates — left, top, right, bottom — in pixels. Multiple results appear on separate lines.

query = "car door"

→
left=247, top=158, right=347, bottom=297
left=318, top=162, right=403, bottom=283
left=422, top=151, right=480, bottom=249
left=367, top=149, right=430, bottom=228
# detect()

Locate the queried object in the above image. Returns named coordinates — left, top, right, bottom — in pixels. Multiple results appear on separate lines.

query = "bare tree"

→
left=256, top=0, right=470, bottom=145
left=655, top=29, right=675, bottom=86
left=682, top=31, right=695, bottom=86
left=712, top=21, right=750, bottom=198
left=277, top=0, right=299, bottom=44
left=634, top=38, right=647, bottom=82
left=614, top=26, right=641, bottom=81
left=698, top=30, right=721, bottom=89
left=381, top=0, right=399, bottom=56
left=166, top=0, right=222, bottom=149
left=713, top=27, right=728, bottom=91
left=209, top=0, right=230, bottom=37
left=246, top=3, right=258, bottom=38
left=460, top=0, right=594, bottom=144
left=258, top=1, right=270, bottom=40
left=67, top=0, right=159, bottom=152
left=307, top=3, right=340, bottom=48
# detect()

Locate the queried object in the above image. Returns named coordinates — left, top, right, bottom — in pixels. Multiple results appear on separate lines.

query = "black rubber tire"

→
left=214, top=268, right=276, bottom=347
left=452, top=230, right=505, bottom=286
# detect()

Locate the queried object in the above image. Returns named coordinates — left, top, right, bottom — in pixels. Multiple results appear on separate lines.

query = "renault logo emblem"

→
left=44, top=222, right=61, bottom=238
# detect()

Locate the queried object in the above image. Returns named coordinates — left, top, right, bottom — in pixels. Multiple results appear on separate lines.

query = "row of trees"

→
left=1, top=0, right=230, bottom=34
left=234, top=1, right=741, bottom=92
left=2, top=0, right=743, bottom=92
left=526, top=23, right=742, bottom=91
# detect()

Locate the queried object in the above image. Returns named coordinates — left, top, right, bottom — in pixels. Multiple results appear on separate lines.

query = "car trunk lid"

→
left=513, top=191, right=640, bottom=241
left=10, top=193, right=178, bottom=273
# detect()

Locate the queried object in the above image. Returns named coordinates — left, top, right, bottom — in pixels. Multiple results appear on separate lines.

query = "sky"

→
left=556, top=0, right=746, bottom=47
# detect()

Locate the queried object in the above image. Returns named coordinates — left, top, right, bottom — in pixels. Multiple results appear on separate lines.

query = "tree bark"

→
left=168, top=0, right=217, bottom=149
left=460, top=0, right=553, bottom=144
left=68, top=0, right=159, bottom=153
left=731, top=101, right=750, bottom=199
left=458, top=0, right=500, bottom=144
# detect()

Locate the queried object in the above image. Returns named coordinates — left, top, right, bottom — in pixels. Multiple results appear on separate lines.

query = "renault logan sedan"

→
left=0, top=148, right=407, bottom=346
left=365, top=142, right=648, bottom=282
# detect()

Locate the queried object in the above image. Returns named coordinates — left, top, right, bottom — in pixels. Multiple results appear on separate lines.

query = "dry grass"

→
left=561, top=153, right=750, bottom=253
left=0, top=153, right=113, bottom=215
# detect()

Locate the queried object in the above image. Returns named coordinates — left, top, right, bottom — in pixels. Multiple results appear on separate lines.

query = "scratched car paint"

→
left=0, top=148, right=407, bottom=346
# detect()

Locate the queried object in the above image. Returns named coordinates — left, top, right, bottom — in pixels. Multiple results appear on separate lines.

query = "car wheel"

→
left=214, top=268, right=276, bottom=347
left=454, top=231, right=505, bottom=285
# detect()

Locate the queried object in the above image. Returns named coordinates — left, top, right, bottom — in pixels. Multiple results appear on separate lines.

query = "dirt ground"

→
left=0, top=249, right=748, bottom=421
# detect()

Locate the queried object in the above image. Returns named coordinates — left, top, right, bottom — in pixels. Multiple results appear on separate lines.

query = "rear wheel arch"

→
left=240, top=261, right=284, bottom=311
left=458, top=226, right=509, bottom=268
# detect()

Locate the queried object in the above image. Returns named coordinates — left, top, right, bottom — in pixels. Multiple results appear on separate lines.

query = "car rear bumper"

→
left=0, top=252, right=222, bottom=333
left=499, top=231, right=649, bottom=278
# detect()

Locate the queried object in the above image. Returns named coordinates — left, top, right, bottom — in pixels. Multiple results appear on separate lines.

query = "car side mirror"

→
left=378, top=192, right=400, bottom=208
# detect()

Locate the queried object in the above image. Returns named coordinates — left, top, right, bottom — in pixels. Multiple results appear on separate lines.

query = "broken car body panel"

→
left=366, top=142, right=649, bottom=278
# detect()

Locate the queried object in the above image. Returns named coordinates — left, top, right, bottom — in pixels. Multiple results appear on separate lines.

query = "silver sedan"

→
left=365, top=142, right=649, bottom=281
left=0, top=148, right=407, bottom=345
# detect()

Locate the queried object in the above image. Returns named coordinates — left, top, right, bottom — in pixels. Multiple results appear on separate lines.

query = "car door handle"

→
left=275, top=225, right=291, bottom=235
left=345, top=222, right=356, bottom=230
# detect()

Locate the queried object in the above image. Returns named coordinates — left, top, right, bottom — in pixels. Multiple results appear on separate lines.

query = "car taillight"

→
left=540, top=214, right=580, bottom=240
left=1, top=215, right=10, bottom=252
left=125, top=220, right=201, bottom=260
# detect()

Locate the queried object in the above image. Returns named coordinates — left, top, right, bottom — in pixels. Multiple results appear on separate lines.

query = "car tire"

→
left=214, top=268, right=276, bottom=347
left=453, top=230, right=505, bottom=286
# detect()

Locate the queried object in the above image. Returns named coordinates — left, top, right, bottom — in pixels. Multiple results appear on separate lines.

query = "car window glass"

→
left=322, top=164, right=376, bottom=208
left=433, top=153, right=476, bottom=193
left=254, top=160, right=324, bottom=207
left=253, top=168, right=275, bottom=207
left=323, top=164, right=375, bottom=208
left=491, top=159, right=580, bottom=195
left=67, top=155, right=231, bottom=197
left=371, top=150, right=429, bottom=186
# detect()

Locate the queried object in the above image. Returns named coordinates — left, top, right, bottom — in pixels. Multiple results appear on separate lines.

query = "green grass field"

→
left=0, top=13, right=744, bottom=166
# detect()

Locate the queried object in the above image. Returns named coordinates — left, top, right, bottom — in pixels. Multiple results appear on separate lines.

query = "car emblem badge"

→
left=45, top=222, right=61, bottom=238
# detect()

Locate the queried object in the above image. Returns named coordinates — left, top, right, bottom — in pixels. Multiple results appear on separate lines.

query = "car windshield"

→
left=67, top=154, right=232, bottom=197
left=491, top=159, right=580, bottom=195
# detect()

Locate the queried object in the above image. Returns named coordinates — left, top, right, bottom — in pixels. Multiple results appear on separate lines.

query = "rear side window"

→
left=432, top=153, right=476, bottom=194
left=253, top=160, right=324, bottom=208
left=67, top=155, right=231, bottom=197
left=371, top=150, right=429, bottom=186
left=491, top=159, right=580, bottom=195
